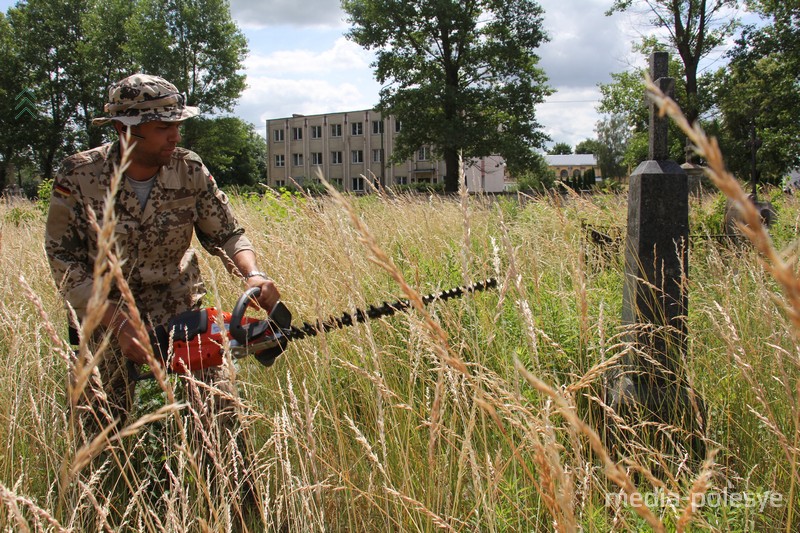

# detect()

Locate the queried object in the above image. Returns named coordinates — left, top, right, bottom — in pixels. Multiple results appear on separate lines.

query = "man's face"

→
left=127, top=120, right=183, bottom=168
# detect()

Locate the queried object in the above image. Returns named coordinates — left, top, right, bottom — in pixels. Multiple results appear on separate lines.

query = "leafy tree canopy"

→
left=0, top=0, right=250, bottom=187
left=575, top=138, right=601, bottom=155
left=342, top=0, right=553, bottom=191
left=182, top=117, right=266, bottom=188
left=606, top=0, right=740, bottom=126
left=548, top=142, right=573, bottom=155
left=595, top=113, right=631, bottom=180
left=126, top=0, right=247, bottom=115
left=709, top=0, right=800, bottom=181
left=598, top=44, right=689, bottom=166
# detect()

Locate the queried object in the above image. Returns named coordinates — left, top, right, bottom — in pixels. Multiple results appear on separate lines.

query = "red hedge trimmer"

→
left=146, top=278, right=498, bottom=375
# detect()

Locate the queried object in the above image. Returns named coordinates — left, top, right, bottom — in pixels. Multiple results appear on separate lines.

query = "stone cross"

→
left=622, top=49, right=687, bottom=362
left=648, top=51, right=674, bottom=161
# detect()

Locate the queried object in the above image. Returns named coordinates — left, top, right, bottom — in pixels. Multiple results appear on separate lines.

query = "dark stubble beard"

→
left=133, top=149, right=171, bottom=171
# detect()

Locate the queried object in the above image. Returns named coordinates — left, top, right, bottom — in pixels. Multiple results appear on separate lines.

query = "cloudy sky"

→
left=228, top=0, right=754, bottom=149
left=0, top=0, right=751, bottom=149
left=231, top=0, right=640, bottom=148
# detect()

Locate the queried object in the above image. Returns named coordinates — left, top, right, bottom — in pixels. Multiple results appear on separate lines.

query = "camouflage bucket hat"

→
left=92, top=73, right=200, bottom=126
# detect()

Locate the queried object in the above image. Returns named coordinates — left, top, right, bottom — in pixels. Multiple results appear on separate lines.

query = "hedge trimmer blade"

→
left=283, top=277, right=499, bottom=342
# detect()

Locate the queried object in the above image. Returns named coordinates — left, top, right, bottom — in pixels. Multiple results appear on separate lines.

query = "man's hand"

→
left=232, top=250, right=280, bottom=311
left=245, top=275, right=280, bottom=312
left=115, top=319, right=152, bottom=365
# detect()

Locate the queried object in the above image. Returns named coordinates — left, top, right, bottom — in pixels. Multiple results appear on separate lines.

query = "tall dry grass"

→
left=0, top=121, right=798, bottom=530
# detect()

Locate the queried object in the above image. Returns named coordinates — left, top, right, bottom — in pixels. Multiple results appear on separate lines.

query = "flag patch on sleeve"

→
left=53, top=183, right=71, bottom=198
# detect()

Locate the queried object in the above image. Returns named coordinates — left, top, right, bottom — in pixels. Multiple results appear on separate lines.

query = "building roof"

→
left=544, top=154, right=598, bottom=166
left=267, top=108, right=381, bottom=121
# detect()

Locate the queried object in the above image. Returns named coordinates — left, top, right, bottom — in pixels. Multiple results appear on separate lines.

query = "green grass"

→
left=0, top=187, right=798, bottom=531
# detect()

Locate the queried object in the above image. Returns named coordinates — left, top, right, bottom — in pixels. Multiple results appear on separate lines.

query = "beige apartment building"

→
left=266, top=109, right=509, bottom=192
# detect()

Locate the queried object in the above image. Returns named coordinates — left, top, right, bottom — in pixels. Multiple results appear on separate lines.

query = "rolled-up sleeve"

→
left=194, top=166, right=254, bottom=261
left=45, top=173, right=93, bottom=315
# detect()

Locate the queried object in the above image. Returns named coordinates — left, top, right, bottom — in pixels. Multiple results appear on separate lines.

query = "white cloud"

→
left=532, top=0, right=637, bottom=147
left=244, top=37, right=373, bottom=75
left=537, top=0, right=636, bottom=90
left=236, top=76, right=381, bottom=130
left=532, top=0, right=752, bottom=148
left=536, top=87, right=603, bottom=148
left=230, top=0, right=347, bottom=29
left=236, top=34, right=381, bottom=130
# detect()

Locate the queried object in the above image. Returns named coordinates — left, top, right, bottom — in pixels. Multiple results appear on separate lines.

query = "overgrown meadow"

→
left=0, top=177, right=798, bottom=531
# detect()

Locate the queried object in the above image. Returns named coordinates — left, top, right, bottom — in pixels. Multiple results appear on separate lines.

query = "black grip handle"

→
left=230, top=286, right=261, bottom=344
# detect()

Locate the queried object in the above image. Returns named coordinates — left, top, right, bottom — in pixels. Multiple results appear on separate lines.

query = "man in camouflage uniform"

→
left=45, top=73, right=280, bottom=439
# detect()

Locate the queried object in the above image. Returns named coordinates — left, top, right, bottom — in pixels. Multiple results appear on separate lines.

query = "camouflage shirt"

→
left=45, top=142, right=254, bottom=327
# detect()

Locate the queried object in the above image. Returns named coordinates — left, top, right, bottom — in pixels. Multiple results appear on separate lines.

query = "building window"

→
left=310, top=125, right=322, bottom=139
left=311, top=152, right=323, bottom=165
left=418, top=146, right=430, bottom=161
left=331, top=123, right=342, bottom=137
left=372, top=149, right=384, bottom=163
left=331, top=151, right=343, bottom=165
left=292, top=153, right=304, bottom=166
left=395, top=121, right=401, bottom=133
left=352, top=150, right=364, bottom=164
left=395, top=176, right=407, bottom=185
left=372, top=120, right=383, bottom=134
left=332, top=178, right=343, bottom=189
left=275, top=179, right=286, bottom=187
left=573, top=169, right=581, bottom=179
left=292, top=127, right=303, bottom=140
left=275, top=154, right=285, bottom=167
left=351, top=122, right=363, bottom=136
left=273, top=129, right=284, bottom=142
left=352, top=176, right=365, bottom=191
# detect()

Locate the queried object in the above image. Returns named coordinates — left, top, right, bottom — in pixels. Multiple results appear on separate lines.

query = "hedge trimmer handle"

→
left=230, top=287, right=293, bottom=345
left=230, top=286, right=262, bottom=345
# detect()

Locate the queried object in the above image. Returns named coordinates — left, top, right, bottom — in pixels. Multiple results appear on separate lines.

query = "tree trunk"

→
left=443, top=148, right=460, bottom=192
left=682, top=56, right=700, bottom=127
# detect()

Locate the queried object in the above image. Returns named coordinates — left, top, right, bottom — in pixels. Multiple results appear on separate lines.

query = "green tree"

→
left=513, top=152, right=554, bottom=192
left=2, top=0, right=249, bottom=182
left=342, top=0, right=552, bottom=192
left=606, top=0, right=740, bottom=127
left=583, top=167, right=596, bottom=188
left=126, top=0, right=248, bottom=117
left=78, top=0, right=137, bottom=148
left=0, top=12, right=33, bottom=189
left=598, top=49, right=687, bottom=165
left=181, top=117, right=266, bottom=187
left=7, top=0, right=96, bottom=180
left=710, top=0, right=800, bottom=182
left=574, top=138, right=601, bottom=155
left=548, top=142, right=572, bottom=155
left=599, top=68, right=649, bottom=133
left=595, top=113, right=631, bottom=180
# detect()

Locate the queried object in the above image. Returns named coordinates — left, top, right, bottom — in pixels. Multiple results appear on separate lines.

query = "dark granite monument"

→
left=603, top=52, right=706, bottom=465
